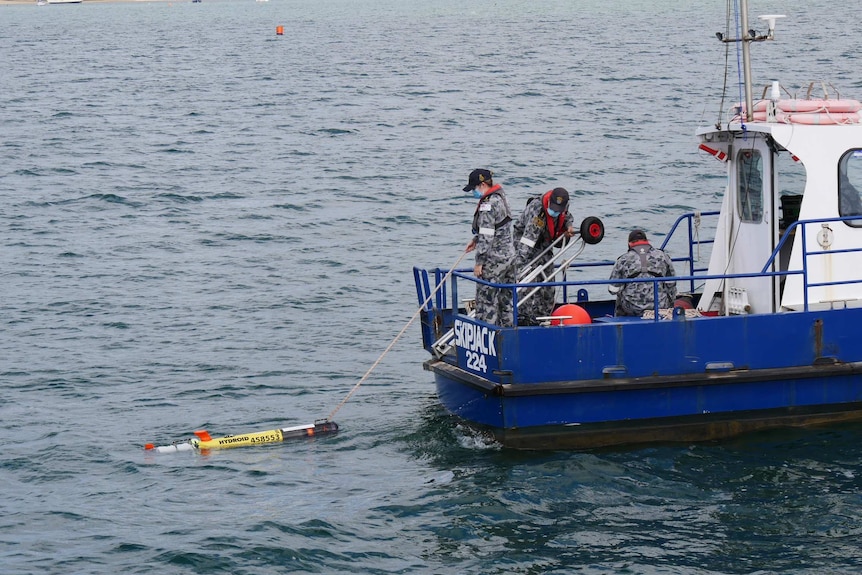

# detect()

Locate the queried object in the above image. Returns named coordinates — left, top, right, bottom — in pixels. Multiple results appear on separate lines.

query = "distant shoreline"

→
left=1, top=0, right=178, bottom=5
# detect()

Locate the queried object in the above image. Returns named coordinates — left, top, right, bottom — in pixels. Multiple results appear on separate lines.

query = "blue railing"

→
left=659, top=211, right=719, bottom=294
left=766, top=215, right=862, bottom=311
left=413, top=212, right=862, bottom=325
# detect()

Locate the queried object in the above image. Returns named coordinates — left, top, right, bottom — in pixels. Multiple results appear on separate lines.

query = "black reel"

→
left=579, top=216, right=604, bottom=245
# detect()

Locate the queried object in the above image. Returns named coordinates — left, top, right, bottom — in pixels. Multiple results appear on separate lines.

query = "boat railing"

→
left=446, top=269, right=790, bottom=325
left=413, top=213, right=862, bottom=347
left=414, top=211, right=720, bottom=348
left=658, top=211, right=719, bottom=294
left=762, top=215, right=862, bottom=311
left=415, top=210, right=718, bottom=312
left=516, top=210, right=720, bottom=306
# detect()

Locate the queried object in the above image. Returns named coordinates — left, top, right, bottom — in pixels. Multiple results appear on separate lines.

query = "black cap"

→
left=548, top=187, right=569, bottom=212
left=628, top=229, right=648, bottom=243
left=463, top=168, right=493, bottom=192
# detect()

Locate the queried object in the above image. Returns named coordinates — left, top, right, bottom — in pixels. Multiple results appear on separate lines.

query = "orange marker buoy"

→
left=550, top=304, right=592, bottom=325
left=276, top=25, right=284, bottom=35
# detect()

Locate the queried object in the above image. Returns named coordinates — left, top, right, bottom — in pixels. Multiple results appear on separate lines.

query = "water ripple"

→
left=2, top=1, right=862, bottom=574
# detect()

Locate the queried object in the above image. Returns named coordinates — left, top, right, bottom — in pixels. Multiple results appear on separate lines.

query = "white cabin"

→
left=696, top=97, right=862, bottom=315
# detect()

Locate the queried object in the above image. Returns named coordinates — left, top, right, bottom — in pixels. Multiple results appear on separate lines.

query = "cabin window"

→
left=777, top=150, right=806, bottom=229
left=777, top=151, right=806, bottom=197
left=737, top=149, right=763, bottom=222
left=839, top=149, right=862, bottom=227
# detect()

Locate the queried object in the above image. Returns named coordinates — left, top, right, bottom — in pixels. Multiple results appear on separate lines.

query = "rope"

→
left=324, top=249, right=470, bottom=422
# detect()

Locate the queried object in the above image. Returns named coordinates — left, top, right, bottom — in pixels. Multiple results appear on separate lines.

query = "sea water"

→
left=2, top=1, right=862, bottom=573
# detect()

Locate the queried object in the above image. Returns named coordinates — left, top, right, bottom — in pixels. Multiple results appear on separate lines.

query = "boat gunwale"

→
left=427, top=357, right=862, bottom=397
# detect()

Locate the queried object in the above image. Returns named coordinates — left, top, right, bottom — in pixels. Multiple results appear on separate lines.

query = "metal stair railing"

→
left=517, top=235, right=585, bottom=307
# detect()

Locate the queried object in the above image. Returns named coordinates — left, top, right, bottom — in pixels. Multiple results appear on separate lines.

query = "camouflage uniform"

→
left=472, top=186, right=515, bottom=327
left=513, top=196, right=574, bottom=325
left=608, top=242, right=677, bottom=316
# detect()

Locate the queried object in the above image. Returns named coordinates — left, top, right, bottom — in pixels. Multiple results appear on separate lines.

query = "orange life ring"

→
left=739, top=98, right=862, bottom=118
left=746, top=100, right=770, bottom=113
left=777, top=111, right=861, bottom=125
left=777, top=99, right=862, bottom=113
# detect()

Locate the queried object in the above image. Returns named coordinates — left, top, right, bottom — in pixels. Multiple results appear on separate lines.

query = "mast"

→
left=740, top=0, right=754, bottom=122
left=717, top=2, right=784, bottom=123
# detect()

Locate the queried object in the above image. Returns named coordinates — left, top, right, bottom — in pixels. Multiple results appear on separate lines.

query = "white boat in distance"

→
left=46, top=0, right=83, bottom=4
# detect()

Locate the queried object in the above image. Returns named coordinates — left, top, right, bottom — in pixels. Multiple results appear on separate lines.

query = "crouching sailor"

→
left=463, top=168, right=515, bottom=327
left=608, top=229, right=677, bottom=316
left=513, top=187, right=575, bottom=325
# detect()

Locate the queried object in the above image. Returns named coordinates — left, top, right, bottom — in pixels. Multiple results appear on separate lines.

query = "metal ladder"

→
left=430, top=236, right=586, bottom=358
left=516, top=235, right=585, bottom=308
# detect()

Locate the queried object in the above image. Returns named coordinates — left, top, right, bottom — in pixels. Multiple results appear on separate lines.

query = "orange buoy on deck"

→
left=550, top=304, right=592, bottom=325
left=276, top=25, right=284, bottom=35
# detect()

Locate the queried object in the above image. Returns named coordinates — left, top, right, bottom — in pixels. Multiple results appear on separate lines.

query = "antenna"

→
left=758, top=14, right=786, bottom=40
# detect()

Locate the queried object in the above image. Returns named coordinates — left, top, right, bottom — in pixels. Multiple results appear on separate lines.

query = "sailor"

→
left=463, top=169, right=515, bottom=327
left=513, top=188, right=575, bottom=325
left=608, top=229, right=677, bottom=316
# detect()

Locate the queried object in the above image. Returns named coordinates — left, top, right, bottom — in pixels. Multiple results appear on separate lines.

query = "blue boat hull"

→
left=425, top=306, right=862, bottom=449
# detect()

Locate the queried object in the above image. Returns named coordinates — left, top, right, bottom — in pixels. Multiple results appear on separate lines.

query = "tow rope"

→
left=145, top=249, right=469, bottom=453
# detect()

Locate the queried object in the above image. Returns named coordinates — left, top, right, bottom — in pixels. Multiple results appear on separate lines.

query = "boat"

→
left=45, top=0, right=82, bottom=4
left=412, top=3, right=862, bottom=450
